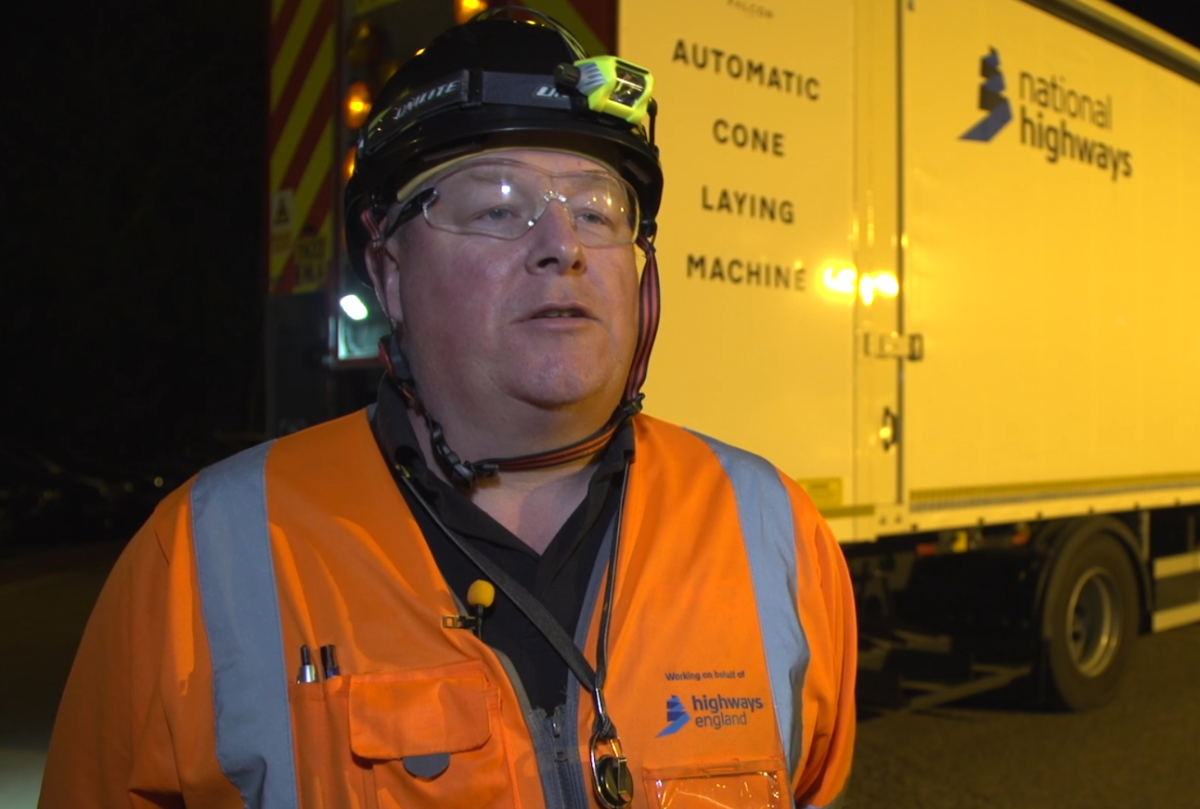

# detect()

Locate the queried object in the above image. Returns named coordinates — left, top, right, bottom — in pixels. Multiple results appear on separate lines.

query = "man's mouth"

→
left=532, top=307, right=588, bottom=319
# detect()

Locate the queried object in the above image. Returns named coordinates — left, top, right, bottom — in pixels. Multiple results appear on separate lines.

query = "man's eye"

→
left=481, top=207, right=516, bottom=221
left=576, top=210, right=611, bottom=226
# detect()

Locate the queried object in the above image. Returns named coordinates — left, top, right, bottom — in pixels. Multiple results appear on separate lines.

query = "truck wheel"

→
left=1042, top=532, right=1139, bottom=711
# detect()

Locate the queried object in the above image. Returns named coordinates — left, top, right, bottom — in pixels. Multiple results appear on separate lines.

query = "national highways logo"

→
left=961, top=48, right=1012, bottom=142
left=960, top=46, right=1134, bottom=180
left=657, top=693, right=766, bottom=736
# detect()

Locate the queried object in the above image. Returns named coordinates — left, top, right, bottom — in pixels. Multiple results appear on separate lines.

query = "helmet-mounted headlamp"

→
left=556, top=57, right=655, bottom=126
left=359, top=56, right=656, bottom=161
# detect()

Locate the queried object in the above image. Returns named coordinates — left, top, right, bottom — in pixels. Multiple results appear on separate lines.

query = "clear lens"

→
left=611, top=68, right=648, bottom=107
left=416, top=159, right=638, bottom=247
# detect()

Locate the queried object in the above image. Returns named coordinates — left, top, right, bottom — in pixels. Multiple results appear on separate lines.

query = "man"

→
left=41, top=10, right=856, bottom=808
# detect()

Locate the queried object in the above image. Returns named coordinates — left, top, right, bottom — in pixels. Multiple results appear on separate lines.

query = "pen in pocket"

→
left=320, top=644, right=340, bottom=679
left=295, top=645, right=319, bottom=683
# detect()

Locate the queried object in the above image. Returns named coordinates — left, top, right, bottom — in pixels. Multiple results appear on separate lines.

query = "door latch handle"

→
left=864, top=332, right=924, bottom=361
left=881, top=408, right=899, bottom=451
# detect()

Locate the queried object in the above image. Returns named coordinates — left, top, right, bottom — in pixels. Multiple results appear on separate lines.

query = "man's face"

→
left=369, top=149, right=640, bottom=420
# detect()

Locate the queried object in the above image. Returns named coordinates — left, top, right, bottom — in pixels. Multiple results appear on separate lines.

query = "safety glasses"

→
left=389, top=158, right=639, bottom=248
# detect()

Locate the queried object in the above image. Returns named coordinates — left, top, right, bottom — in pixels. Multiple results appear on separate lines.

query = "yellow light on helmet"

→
left=557, top=56, right=655, bottom=125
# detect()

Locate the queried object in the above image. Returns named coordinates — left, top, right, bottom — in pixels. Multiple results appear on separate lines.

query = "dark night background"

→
left=1, top=0, right=1197, bottom=553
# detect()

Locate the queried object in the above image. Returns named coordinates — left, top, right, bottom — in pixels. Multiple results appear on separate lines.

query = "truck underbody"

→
left=850, top=504, right=1200, bottom=711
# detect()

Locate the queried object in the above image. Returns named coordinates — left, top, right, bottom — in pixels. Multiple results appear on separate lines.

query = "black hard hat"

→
left=343, top=10, right=663, bottom=283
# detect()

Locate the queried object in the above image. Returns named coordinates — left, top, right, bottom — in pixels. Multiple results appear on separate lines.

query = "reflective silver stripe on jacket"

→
left=694, top=433, right=810, bottom=781
left=192, top=441, right=299, bottom=809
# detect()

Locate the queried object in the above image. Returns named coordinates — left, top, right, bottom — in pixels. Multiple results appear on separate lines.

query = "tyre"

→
left=1041, top=531, right=1139, bottom=711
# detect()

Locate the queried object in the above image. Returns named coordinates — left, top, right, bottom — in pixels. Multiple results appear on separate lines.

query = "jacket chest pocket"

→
left=349, top=661, right=516, bottom=809
left=289, top=660, right=516, bottom=809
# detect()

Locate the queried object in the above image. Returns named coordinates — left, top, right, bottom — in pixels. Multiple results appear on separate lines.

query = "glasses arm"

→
left=384, top=188, right=438, bottom=240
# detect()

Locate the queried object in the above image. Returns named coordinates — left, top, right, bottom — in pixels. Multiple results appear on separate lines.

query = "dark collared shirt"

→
left=371, top=380, right=633, bottom=713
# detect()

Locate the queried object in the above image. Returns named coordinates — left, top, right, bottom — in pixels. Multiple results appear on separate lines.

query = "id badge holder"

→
left=642, top=760, right=789, bottom=809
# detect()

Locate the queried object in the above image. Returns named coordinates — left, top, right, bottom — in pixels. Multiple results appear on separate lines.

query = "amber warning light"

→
left=344, top=81, right=372, bottom=130
left=455, top=0, right=488, bottom=25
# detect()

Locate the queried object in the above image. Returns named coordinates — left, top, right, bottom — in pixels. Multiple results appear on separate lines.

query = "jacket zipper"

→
left=548, top=707, right=590, bottom=809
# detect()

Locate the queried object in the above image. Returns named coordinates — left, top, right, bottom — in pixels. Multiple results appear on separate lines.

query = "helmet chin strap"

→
left=376, top=235, right=661, bottom=490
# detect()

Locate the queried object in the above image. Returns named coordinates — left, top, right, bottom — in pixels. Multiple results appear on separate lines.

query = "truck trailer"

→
left=266, top=0, right=1200, bottom=710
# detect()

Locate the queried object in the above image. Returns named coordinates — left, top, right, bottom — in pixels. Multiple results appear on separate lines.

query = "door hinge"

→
left=864, top=331, right=924, bottom=361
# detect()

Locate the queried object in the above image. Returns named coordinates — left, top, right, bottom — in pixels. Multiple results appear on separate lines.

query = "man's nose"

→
left=526, top=196, right=585, bottom=273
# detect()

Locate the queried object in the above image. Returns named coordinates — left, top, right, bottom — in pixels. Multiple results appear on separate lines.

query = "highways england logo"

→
left=656, top=693, right=766, bottom=736
left=657, top=695, right=691, bottom=736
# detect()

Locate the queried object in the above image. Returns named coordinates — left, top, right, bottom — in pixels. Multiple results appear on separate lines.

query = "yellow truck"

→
left=268, top=0, right=1200, bottom=710
left=619, top=0, right=1200, bottom=711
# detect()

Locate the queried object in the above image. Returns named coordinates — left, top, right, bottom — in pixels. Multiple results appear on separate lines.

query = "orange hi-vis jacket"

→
left=40, top=411, right=856, bottom=809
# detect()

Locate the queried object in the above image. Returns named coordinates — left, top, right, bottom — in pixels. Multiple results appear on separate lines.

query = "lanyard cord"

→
left=592, top=474, right=623, bottom=698
left=394, top=465, right=630, bottom=740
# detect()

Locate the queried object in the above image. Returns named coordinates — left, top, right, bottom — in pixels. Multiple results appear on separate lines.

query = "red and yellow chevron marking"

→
left=268, top=0, right=336, bottom=294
